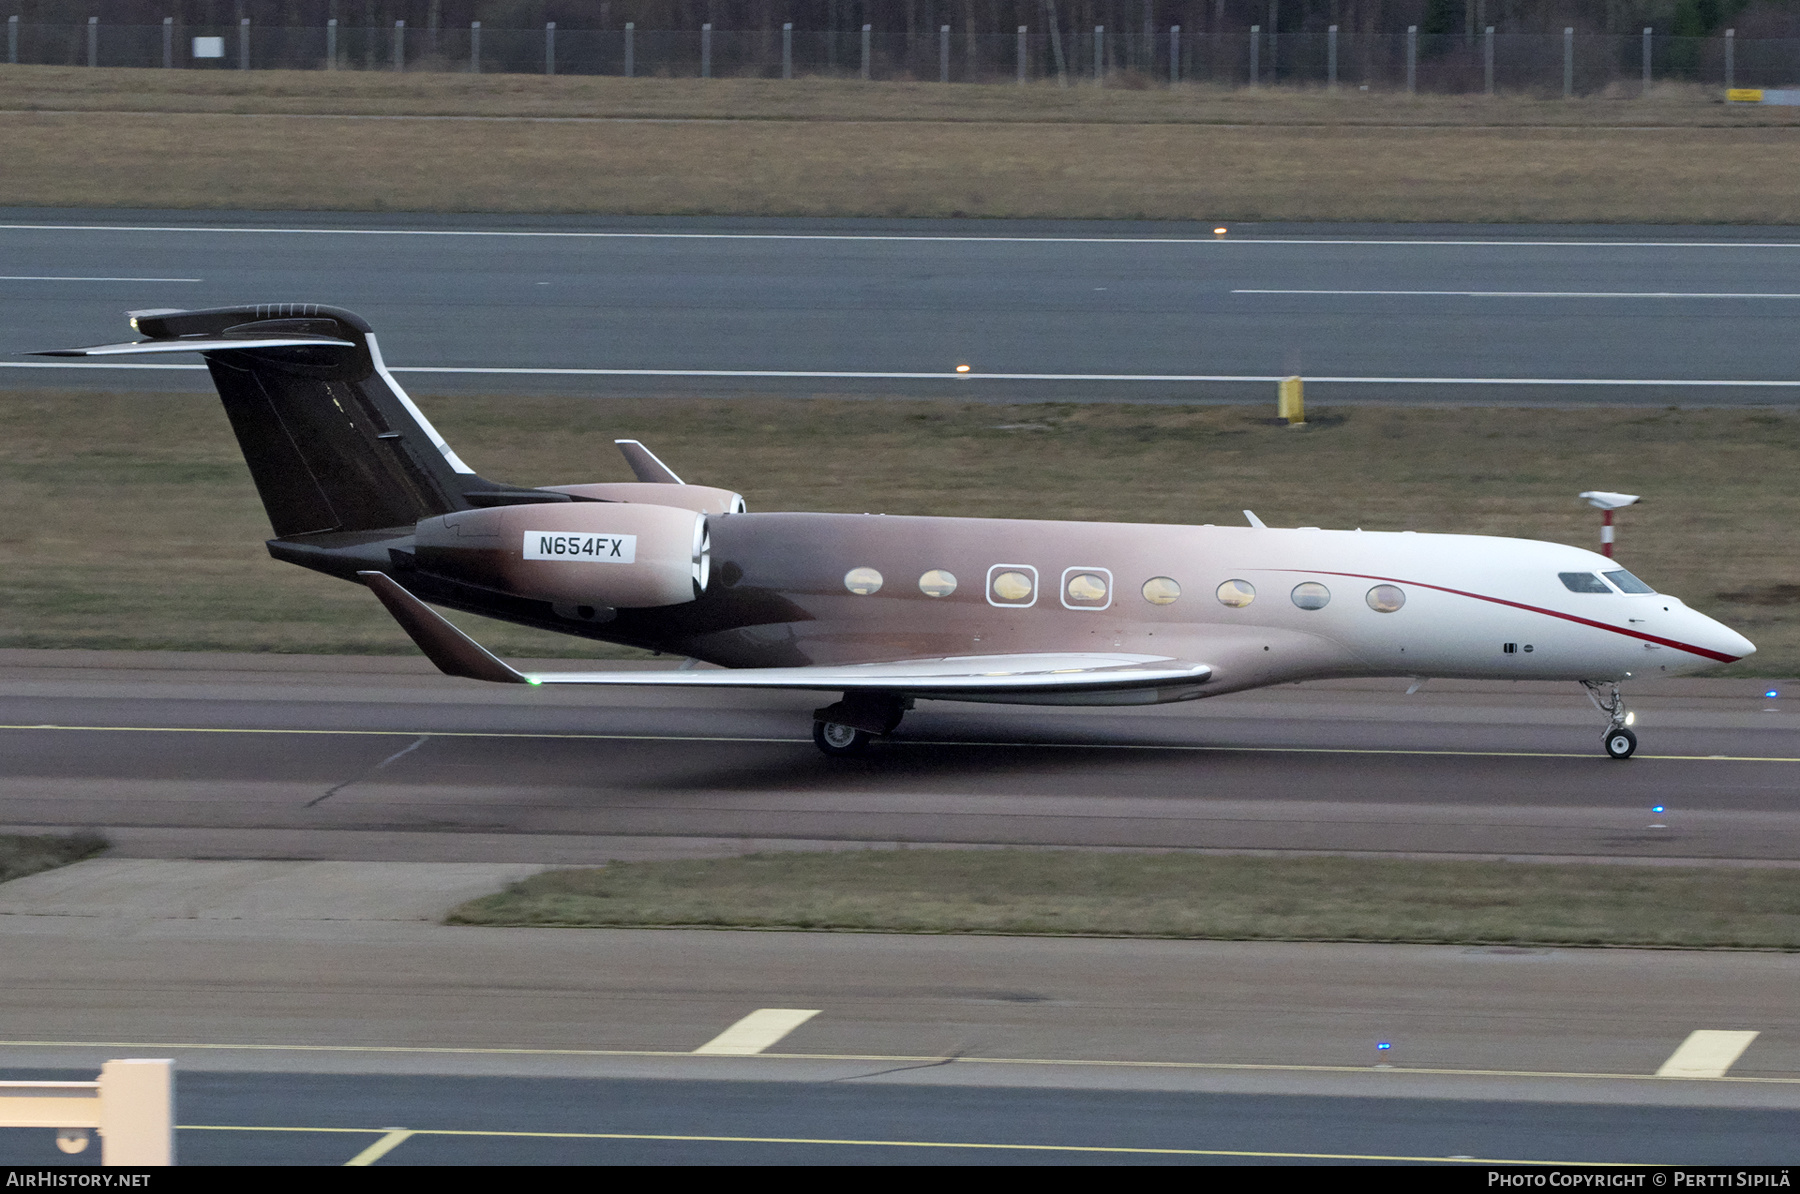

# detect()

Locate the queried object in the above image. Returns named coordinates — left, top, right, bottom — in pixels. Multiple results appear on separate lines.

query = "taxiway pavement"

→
left=0, top=650, right=1794, bottom=865
left=3, top=650, right=1797, bottom=1166
left=1, top=906, right=1797, bottom=1164
left=4, top=213, right=1799, bottom=403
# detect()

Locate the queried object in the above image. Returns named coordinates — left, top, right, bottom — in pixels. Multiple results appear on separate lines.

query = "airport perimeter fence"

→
left=5, top=18, right=1798, bottom=94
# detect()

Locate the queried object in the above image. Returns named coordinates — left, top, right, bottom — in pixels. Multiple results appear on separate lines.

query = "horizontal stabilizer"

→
left=358, top=570, right=1210, bottom=696
left=34, top=336, right=355, bottom=357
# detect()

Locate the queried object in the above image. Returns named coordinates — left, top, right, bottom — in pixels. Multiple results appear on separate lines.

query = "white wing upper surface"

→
left=527, top=653, right=1210, bottom=693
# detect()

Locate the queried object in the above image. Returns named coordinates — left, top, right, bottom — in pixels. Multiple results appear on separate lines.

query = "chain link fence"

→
left=5, top=18, right=1797, bottom=93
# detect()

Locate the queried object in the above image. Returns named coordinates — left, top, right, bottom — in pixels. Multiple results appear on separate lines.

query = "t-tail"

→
left=36, top=304, right=557, bottom=544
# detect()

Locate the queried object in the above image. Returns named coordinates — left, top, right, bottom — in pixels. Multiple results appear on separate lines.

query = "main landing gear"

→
left=1582, top=680, right=1637, bottom=760
left=812, top=691, right=909, bottom=758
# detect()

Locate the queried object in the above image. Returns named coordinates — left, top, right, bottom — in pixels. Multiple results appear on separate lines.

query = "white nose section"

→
left=1689, top=611, right=1755, bottom=662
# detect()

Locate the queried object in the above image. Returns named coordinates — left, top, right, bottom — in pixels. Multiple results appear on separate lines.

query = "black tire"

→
left=813, top=720, right=873, bottom=758
left=1603, top=726, right=1638, bottom=760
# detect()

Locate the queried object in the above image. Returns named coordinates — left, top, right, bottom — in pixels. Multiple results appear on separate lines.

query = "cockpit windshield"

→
left=1603, top=569, right=1656, bottom=594
left=1559, top=572, right=1612, bottom=593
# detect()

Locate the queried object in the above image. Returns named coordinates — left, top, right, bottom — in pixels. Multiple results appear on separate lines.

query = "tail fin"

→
left=39, top=304, right=546, bottom=537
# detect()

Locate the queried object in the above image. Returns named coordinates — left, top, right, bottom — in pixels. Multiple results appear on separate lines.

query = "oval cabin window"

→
left=1365, top=584, right=1406, bottom=613
left=989, top=569, right=1036, bottom=604
left=1065, top=572, right=1109, bottom=606
left=919, top=569, right=958, bottom=598
left=1291, top=582, right=1331, bottom=610
left=1142, top=577, right=1181, bottom=606
left=1216, top=579, right=1256, bottom=608
left=843, top=567, right=883, bottom=595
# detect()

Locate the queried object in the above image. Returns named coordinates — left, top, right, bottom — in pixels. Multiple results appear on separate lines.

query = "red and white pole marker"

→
left=1579, top=491, right=1640, bottom=558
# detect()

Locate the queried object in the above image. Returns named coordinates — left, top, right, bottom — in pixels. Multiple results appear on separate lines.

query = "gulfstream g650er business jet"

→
left=42, top=305, right=1754, bottom=759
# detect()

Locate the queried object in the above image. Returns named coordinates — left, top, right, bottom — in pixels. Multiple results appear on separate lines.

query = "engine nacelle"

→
left=415, top=501, right=708, bottom=609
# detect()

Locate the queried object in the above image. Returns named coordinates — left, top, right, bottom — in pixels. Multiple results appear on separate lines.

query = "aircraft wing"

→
left=360, top=571, right=1211, bottom=696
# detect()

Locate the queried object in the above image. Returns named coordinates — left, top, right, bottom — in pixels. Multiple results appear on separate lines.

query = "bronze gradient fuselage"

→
left=565, top=511, right=1748, bottom=694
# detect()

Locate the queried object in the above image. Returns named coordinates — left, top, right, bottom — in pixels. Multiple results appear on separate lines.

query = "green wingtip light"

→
left=526, top=677, right=542, bottom=686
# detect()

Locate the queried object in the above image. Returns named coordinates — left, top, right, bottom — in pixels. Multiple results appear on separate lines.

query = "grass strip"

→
left=0, top=832, right=107, bottom=885
left=0, top=392, right=1792, bottom=669
left=446, top=849, right=1800, bottom=950
left=1, top=69, right=1797, bottom=221
left=6, top=107, right=1797, bottom=222
left=3, top=67, right=1792, bottom=127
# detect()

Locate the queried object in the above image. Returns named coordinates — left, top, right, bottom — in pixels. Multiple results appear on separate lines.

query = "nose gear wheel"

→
left=1582, top=680, right=1636, bottom=760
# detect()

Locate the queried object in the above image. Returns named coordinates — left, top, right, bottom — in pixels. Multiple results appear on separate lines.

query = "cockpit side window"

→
left=1603, top=569, right=1656, bottom=595
left=1559, top=572, right=1612, bottom=594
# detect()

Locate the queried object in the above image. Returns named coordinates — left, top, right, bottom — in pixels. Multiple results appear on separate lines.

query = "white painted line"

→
left=693, top=1009, right=821, bottom=1056
left=344, top=1128, right=414, bottom=1166
left=0, top=275, right=202, bottom=282
left=1655, top=1030, right=1760, bottom=1078
left=2, top=223, right=1800, bottom=248
left=6, top=361, right=1797, bottom=387
left=1237, top=289, right=1800, bottom=298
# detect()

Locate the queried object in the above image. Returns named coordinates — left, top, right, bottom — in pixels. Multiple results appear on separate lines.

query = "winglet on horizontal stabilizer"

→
left=615, top=440, right=684, bottom=485
left=358, top=571, right=531, bottom=685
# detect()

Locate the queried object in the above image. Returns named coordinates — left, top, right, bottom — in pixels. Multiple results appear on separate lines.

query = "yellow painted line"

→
left=694, top=1009, right=821, bottom=1056
left=6, top=1039, right=1797, bottom=1086
left=343, top=1127, right=414, bottom=1166
left=0, top=723, right=1795, bottom=763
left=1656, top=1030, right=1761, bottom=1078
left=176, top=1123, right=1605, bottom=1164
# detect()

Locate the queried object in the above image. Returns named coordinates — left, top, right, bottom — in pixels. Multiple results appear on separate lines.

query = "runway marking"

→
left=5, top=222, right=1800, bottom=249
left=2, top=723, right=1797, bottom=762
left=1656, top=1030, right=1760, bottom=1078
left=694, top=1008, right=821, bottom=1056
left=343, top=1127, right=414, bottom=1166
left=1236, top=289, right=1800, bottom=299
left=10, top=1038, right=1799, bottom=1087
left=0, top=275, right=202, bottom=283
left=7, top=360, right=1799, bottom=387
left=177, top=1123, right=1603, bottom=1165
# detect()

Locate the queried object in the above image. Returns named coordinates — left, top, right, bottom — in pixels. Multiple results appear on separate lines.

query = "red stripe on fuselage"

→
left=1277, top=570, right=1741, bottom=664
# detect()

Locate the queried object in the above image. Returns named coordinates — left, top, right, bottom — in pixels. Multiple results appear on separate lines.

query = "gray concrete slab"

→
left=0, top=918, right=1795, bottom=1109
left=0, top=859, right=545, bottom=921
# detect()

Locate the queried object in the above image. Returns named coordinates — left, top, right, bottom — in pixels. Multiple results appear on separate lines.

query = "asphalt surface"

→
left=1, top=919, right=1798, bottom=1163
left=5, top=1073, right=1799, bottom=1165
left=1, top=650, right=1796, bottom=1166
left=3, top=212, right=1800, bottom=403
left=0, top=650, right=1796, bottom=864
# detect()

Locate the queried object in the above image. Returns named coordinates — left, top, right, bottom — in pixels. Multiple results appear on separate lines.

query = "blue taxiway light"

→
left=1766, top=690, right=1780, bottom=699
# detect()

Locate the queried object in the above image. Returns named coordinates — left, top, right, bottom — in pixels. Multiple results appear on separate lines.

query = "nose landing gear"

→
left=1582, top=680, right=1637, bottom=760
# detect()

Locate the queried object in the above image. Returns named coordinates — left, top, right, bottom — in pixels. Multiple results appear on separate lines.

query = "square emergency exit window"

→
left=192, top=36, right=225, bottom=58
